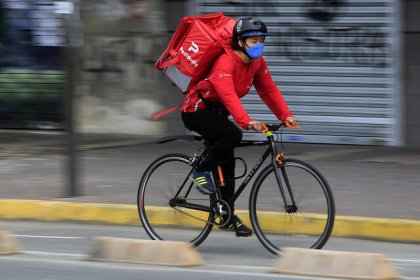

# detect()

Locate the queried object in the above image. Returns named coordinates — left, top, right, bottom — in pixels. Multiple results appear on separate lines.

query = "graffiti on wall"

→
left=279, top=0, right=387, bottom=67
left=225, top=0, right=389, bottom=67
left=278, top=25, right=387, bottom=67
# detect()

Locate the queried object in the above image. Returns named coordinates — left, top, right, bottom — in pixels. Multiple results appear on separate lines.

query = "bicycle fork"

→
left=267, top=135, right=298, bottom=214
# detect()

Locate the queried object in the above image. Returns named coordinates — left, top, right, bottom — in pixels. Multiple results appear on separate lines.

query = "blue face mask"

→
left=246, top=44, right=264, bottom=59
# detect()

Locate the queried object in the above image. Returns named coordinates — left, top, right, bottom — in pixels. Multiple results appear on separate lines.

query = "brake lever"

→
left=285, top=122, right=300, bottom=130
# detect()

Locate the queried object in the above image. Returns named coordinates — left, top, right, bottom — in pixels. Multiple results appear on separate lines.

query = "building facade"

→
left=0, top=0, right=418, bottom=147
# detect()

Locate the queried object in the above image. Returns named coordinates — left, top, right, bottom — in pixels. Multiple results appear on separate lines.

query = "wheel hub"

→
left=285, top=204, right=297, bottom=213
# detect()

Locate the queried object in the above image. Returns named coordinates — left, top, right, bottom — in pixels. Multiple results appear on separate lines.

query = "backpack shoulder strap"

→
left=223, top=47, right=236, bottom=61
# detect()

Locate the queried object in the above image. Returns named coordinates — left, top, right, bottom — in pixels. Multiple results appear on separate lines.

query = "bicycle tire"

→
left=249, top=158, right=335, bottom=255
left=137, top=153, right=213, bottom=247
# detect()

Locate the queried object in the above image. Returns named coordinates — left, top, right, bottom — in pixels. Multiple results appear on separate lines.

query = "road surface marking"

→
left=392, top=258, right=420, bottom=264
left=24, top=251, right=84, bottom=258
left=15, top=234, right=83, bottom=239
left=2, top=253, right=419, bottom=280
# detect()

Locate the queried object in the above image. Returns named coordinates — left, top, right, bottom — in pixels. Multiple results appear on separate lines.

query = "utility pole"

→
left=57, top=0, right=83, bottom=197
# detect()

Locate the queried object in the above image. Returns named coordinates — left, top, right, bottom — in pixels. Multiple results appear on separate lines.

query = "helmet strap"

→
left=238, top=38, right=252, bottom=59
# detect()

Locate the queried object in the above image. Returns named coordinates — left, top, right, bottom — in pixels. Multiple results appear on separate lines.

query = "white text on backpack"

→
left=179, top=42, right=199, bottom=67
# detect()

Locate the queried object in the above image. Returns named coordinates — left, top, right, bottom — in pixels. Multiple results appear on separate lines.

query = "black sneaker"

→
left=190, top=169, right=217, bottom=194
left=220, top=215, right=253, bottom=237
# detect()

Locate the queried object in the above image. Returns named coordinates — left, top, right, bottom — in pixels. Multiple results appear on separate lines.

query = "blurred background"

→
left=1, top=0, right=419, bottom=200
left=0, top=0, right=418, bottom=147
left=1, top=2, right=420, bottom=279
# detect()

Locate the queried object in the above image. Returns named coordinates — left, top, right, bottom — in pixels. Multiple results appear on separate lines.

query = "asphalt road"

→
left=1, top=220, right=419, bottom=280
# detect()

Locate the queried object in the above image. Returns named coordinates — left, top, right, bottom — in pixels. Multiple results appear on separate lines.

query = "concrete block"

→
left=271, top=247, right=399, bottom=280
left=0, top=231, right=21, bottom=255
left=88, top=237, right=203, bottom=267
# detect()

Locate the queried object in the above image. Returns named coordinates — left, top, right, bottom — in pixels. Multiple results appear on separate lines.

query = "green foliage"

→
left=0, top=70, right=64, bottom=99
left=0, top=70, right=65, bottom=126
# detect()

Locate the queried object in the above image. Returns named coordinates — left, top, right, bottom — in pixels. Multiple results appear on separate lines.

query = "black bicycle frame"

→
left=171, top=133, right=291, bottom=213
left=228, top=134, right=289, bottom=207
left=170, top=149, right=212, bottom=212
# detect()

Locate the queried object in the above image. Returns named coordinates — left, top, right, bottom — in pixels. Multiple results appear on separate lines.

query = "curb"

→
left=271, top=247, right=400, bottom=279
left=0, top=231, right=21, bottom=255
left=0, top=199, right=419, bottom=243
left=88, top=237, right=203, bottom=267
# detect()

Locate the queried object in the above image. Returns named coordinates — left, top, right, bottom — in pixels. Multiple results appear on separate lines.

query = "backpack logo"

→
left=188, top=42, right=199, bottom=53
left=179, top=41, right=199, bottom=67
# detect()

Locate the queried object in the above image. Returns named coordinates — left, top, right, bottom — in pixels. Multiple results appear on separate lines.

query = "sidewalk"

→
left=1, top=130, right=420, bottom=242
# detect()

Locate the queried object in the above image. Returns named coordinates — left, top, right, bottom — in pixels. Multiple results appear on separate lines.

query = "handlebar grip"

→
left=263, top=122, right=300, bottom=132
left=285, top=122, right=300, bottom=130
left=262, top=123, right=269, bottom=133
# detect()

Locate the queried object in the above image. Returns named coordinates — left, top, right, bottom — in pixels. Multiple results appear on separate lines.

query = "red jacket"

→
left=181, top=51, right=293, bottom=129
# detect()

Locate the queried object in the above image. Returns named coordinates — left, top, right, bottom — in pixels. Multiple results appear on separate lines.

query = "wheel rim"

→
left=138, top=155, right=213, bottom=246
left=250, top=160, right=335, bottom=254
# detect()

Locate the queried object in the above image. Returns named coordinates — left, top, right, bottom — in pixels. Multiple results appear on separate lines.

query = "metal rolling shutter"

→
left=196, top=0, right=401, bottom=145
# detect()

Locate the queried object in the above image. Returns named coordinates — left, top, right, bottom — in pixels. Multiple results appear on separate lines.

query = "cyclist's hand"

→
left=248, top=120, right=264, bottom=132
left=285, top=116, right=299, bottom=128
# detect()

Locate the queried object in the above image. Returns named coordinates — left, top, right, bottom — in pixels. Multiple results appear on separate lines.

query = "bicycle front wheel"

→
left=137, top=153, right=213, bottom=246
left=249, top=158, right=335, bottom=255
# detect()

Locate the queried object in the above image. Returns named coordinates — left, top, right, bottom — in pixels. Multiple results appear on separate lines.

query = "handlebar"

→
left=236, top=122, right=300, bottom=147
left=262, top=122, right=300, bottom=133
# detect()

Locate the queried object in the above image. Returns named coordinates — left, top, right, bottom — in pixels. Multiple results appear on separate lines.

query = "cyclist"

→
left=181, top=17, right=298, bottom=237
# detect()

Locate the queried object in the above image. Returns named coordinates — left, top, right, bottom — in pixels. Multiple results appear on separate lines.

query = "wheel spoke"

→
left=250, top=158, right=335, bottom=255
left=137, top=154, right=213, bottom=246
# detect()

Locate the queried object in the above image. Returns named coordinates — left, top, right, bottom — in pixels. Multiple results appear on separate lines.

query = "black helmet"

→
left=231, top=17, right=269, bottom=53
left=233, top=17, right=269, bottom=39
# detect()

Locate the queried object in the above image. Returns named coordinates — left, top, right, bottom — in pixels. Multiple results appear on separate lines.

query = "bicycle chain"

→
left=171, top=198, right=231, bottom=226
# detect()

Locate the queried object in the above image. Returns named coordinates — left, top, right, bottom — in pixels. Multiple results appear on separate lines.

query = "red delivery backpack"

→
left=155, top=12, right=236, bottom=94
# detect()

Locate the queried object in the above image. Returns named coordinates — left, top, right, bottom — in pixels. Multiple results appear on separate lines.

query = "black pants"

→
left=181, top=110, right=242, bottom=211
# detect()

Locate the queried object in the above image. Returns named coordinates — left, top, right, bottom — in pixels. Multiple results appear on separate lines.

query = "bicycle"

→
left=137, top=122, right=335, bottom=255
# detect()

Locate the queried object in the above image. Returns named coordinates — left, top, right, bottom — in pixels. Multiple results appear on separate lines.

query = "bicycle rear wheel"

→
left=137, top=153, right=213, bottom=246
left=249, top=158, right=335, bottom=255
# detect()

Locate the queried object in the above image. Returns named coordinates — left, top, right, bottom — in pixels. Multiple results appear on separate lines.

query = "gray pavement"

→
left=1, top=220, right=420, bottom=279
left=1, top=130, right=420, bottom=221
